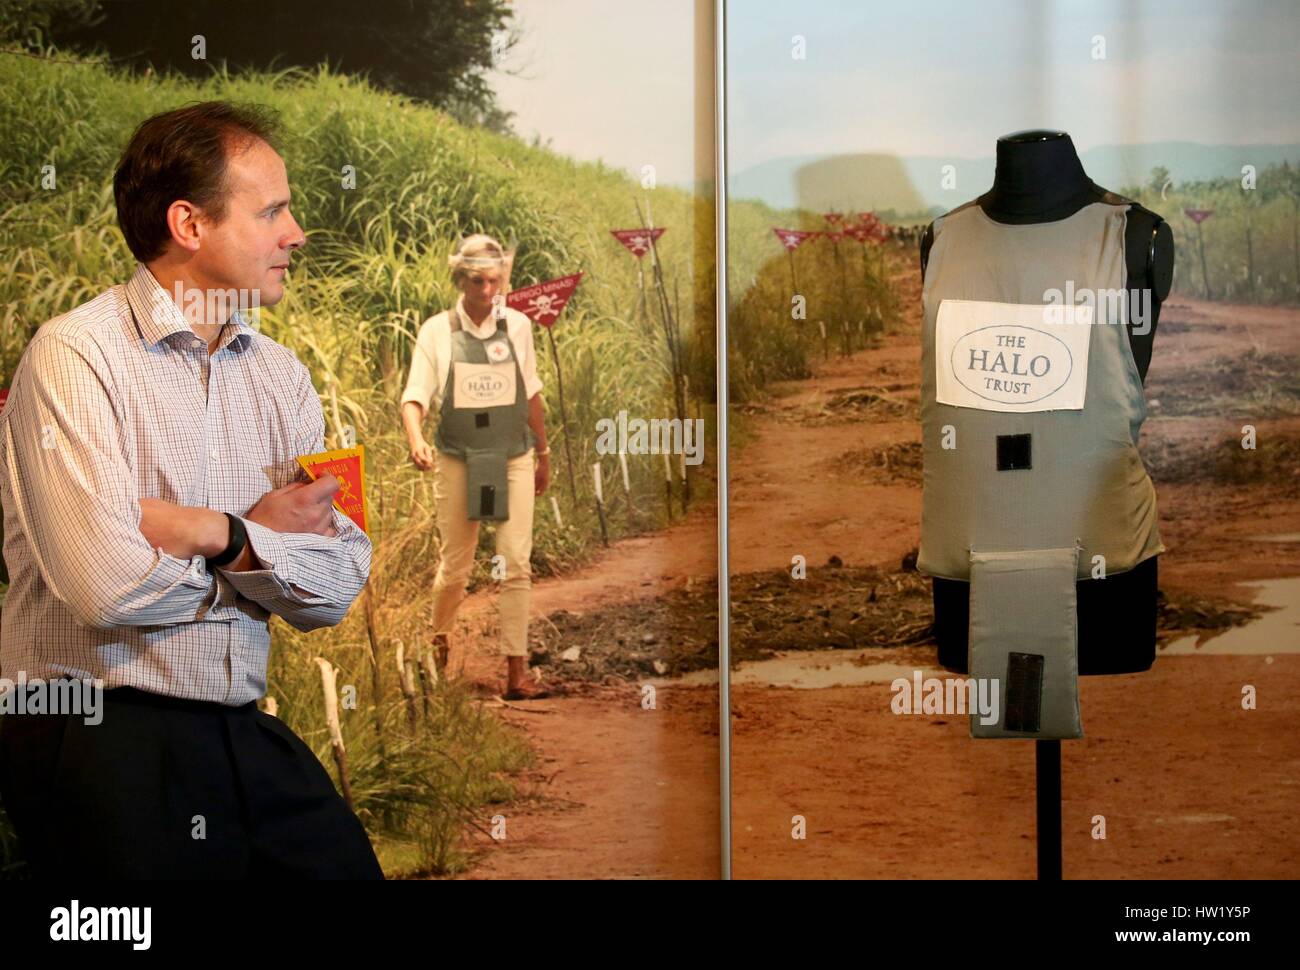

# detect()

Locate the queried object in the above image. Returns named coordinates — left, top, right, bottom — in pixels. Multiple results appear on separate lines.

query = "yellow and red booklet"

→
left=296, top=445, right=368, bottom=535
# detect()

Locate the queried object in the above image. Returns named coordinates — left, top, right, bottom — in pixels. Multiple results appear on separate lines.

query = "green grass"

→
left=725, top=201, right=901, bottom=403
left=1121, top=178, right=1300, bottom=306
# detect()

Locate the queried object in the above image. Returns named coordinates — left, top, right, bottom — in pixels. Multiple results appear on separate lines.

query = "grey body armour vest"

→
left=919, top=198, right=1165, bottom=738
left=434, top=311, right=534, bottom=520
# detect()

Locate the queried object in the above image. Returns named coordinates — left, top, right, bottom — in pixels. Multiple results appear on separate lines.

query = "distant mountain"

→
left=725, top=143, right=1300, bottom=219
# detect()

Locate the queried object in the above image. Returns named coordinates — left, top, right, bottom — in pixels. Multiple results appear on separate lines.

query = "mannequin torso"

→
left=918, top=130, right=1173, bottom=675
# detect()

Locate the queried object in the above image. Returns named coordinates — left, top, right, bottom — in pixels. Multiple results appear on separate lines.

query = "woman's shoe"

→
left=502, top=681, right=553, bottom=701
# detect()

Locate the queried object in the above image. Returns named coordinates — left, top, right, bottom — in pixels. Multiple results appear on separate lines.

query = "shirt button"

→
left=210, top=449, right=219, bottom=462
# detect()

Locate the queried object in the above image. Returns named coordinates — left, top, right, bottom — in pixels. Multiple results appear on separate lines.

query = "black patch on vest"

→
left=479, top=485, right=496, bottom=517
left=475, top=412, right=490, bottom=428
left=1004, top=652, right=1044, bottom=733
left=997, top=433, right=1032, bottom=471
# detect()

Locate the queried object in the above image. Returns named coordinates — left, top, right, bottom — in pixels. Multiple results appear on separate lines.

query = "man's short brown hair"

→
left=112, top=100, right=282, bottom=263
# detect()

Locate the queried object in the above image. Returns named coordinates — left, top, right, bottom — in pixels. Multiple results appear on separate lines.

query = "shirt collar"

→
left=124, top=263, right=255, bottom=352
left=455, top=293, right=503, bottom=340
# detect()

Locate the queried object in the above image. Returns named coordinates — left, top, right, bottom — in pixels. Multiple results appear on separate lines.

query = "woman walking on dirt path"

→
left=400, top=234, right=552, bottom=701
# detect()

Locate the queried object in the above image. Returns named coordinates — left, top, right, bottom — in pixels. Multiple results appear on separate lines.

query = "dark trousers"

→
left=0, top=685, right=383, bottom=879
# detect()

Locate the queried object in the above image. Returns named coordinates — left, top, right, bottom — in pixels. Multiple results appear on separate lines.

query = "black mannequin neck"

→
left=978, top=131, right=1103, bottom=224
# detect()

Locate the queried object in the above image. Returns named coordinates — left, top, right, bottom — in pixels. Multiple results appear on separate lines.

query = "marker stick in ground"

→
left=592, top=461, right=609, bottom=546
left=314, top=657, right=354, bottom=811
left=395, top=640, right=419, bottom=732
left=678, top=449, right=689, bottom=512
left=619, top=450, right=634, bottom=524
left=662, top=449, right=673, bottom=522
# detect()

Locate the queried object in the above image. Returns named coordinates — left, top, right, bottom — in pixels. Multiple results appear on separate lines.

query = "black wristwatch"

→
left=206, top=512, right=248, bottom=569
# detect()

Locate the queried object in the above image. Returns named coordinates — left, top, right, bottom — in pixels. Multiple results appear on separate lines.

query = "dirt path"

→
left=445, top=479, right=722, bottom=879
left=725, top=255, right=1300, bottom=879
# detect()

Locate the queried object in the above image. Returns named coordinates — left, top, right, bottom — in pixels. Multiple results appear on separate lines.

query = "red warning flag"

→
left=506, top=273, right=584, bottom=329
left=773, top=228, right=819, bottom=251
left=611, top=228, right=666, bottom=258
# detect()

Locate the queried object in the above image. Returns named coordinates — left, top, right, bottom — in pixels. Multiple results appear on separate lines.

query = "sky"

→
left=489, top=0, right=710, bottom=187
left=489, top=0, right=1299, bottom=183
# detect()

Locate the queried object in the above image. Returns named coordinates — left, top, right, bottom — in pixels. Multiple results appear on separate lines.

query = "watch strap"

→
left=207, top=512, right=248, bottom=568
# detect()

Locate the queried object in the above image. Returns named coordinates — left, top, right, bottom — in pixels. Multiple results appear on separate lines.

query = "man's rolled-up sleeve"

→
left=218, top=363, right=372, bottom=632
left=3, top=332, right=219, bottom=629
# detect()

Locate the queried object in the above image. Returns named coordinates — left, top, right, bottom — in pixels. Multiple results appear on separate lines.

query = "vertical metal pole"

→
left=714, top=0, right=732, bottom=882
left=1036, top=739, right=1062, bottom=880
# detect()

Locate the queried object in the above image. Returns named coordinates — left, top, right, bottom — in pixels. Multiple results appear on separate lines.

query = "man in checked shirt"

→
left=0, top=101, right=382, bottom=878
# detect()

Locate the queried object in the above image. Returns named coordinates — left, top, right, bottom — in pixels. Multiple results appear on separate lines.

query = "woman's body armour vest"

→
left=918, top=198, right=1165, bottom=583
left=434, top=310, right=534, bottom=520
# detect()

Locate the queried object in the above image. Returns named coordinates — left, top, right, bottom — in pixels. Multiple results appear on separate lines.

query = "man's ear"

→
left=166, top=199, right=204, bottom=253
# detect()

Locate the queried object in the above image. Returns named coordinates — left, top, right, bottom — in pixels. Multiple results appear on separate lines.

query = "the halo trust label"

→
left=935, top=299, right=1093, bottom=412
left=453, top=360, right=516, bottom=408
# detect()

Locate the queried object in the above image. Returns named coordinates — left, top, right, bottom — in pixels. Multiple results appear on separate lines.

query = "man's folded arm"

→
left=218, top=363, right=372, bottom=632
left=4, top=332, right=218, bottom=630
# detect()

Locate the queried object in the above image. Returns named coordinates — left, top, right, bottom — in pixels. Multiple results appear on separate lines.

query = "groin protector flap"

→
left=465, top=447, right=510, bottom=521
left=968, top=546, right=1083, bottom=740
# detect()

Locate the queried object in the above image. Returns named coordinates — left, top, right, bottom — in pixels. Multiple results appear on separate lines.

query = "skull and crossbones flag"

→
left=506, top=272, right=584, bottom=329
left=610, top=228, right=666, bottom=258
